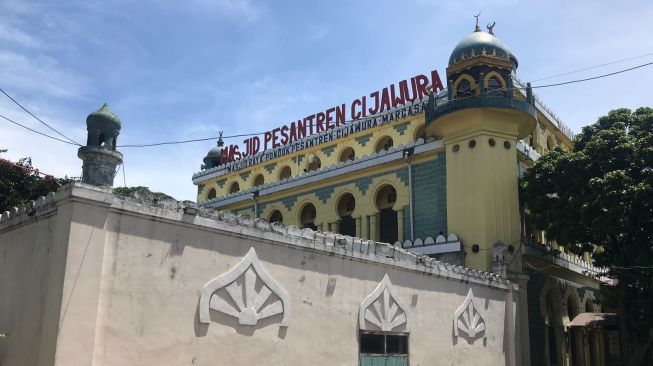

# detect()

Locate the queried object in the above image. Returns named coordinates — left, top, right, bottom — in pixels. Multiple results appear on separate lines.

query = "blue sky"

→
left=1, top=0, right=652, bottom=200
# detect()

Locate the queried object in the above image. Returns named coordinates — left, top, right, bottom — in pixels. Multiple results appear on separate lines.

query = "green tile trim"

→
left=355, top=176, right=374, bottom=195
left=216, top=179, right=226, bottom=188
left=314, top=186, right=335, bottom=203
left=197, top=184, right=205, bottom=195
left=264, top=163, right=277, bottom=174
left=321, top=145, right=336, bottom=157
left=393, top=121, right=411, bottom=136
left=356, top=133, right=373, bottom=147
left=239, top=171, right=251, bottom=181
left=292, top=155, right=304, bottom=165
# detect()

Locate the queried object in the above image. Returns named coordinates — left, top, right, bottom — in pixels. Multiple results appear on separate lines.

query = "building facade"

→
left=193, top=24, right=612, bottom=366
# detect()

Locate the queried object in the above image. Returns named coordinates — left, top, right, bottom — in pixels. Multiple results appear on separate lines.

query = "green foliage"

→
left=0, top=155, right=73, bottom=212
left=521, top=107, right=653, bottom=336
left=112, top=186, right=171, bottom=203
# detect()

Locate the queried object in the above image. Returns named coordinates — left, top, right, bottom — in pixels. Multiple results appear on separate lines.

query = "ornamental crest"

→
left=199, top=247, right=291, bottom=327
left=453, top=288, right=486, bottom=340
left=359, top=274, right=410, bottom=332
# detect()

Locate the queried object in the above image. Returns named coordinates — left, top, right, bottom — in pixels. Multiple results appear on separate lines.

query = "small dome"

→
left=205, top=145, right=223, bottom=158
left=448, top=31, right=517, bottom=68
left=86, top=103, right=121, bottom=129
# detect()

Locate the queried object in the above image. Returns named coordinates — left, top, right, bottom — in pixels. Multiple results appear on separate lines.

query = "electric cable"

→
left=530, top=51, right=653, bottom=82
left=0, top=112, right=80, bottom=145
left=0, top=87, right=82, bottom=146
left=3, top=60, right=652, bottom=149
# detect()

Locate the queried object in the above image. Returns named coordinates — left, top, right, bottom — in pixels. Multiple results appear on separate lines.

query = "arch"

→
left=207, top=188, right=217, bottom=200
left=339, top=146, right=355, bottom=162
left=98, top=133, right=106, bottom=146
left=336, top=193, right=356, bottom=237
left=483, top=71, right=507, bottom=96
left=229, top=181, right=240, bottom=194
left=374, top=136, right=394, bottom=153
left=453, top=74, right=477, bottom=98
left=252, top=174, right=264, bottom=187
left=367, top=177, right=409, bottom=211
left=261, top=204, right=288, bottom=225
left=546, top=135, right=555, bottom=152
left=298, top=202, right=318, bottom=230
left=375, top=184, right=398, bottom=244
left=269, top=209, right=283, bottom=224
left=305, top=154, right=321, bottom=172
left=278, top=165, right=292, bottom=180
left=566, top=293, right=582, bottom=366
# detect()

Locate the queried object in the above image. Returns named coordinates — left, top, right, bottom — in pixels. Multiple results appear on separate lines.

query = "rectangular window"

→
left=360, top=331, right=408, bottom=366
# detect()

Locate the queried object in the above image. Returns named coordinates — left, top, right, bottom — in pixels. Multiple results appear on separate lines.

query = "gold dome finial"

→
left=474, top=12, right=481, bottom=32
left=487, top=21, right=496, bottom=35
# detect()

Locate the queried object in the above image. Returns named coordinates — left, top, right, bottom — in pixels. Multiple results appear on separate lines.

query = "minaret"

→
left=425, top=22, right=536, bottom=272
left=77, top=103, right=123, bottom=186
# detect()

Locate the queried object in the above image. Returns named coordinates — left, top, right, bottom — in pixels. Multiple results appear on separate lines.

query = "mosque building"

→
left=193, top=21, right=617, bottom=366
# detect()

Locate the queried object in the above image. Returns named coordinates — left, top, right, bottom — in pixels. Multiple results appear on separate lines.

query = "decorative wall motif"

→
left=199, top=247, right=291, bottom=327
left=453, top=288, right=486, bottom=339
left=359, top=274, right=410, bottom=332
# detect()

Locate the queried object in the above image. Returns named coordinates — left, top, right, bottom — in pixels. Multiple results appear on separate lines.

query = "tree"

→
left=0, top=153, right=73, bottom=213
left=520, top=107, right=653, bottom=365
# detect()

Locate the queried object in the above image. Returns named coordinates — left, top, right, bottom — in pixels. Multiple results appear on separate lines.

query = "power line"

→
left=528, top=61, right=653, bottom=89
left=0, top=87, right=82, bottom=146
left=4, top=60, right=653, bottom=149
left=530, top=51, right=653, bottom=82
left=0, top=112, right=79, bottom=145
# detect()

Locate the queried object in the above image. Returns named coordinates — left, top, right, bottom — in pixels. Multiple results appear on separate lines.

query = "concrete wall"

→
left=1, top=184, right=519, bottom=366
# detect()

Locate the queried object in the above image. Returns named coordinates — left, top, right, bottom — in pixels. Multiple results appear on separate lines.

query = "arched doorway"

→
left=269, top=210, right=283, bottom=224
left=375, top=185, right=398, bottom=243
left=567, top=296, right=581, bottom=366
left=585, top=299, right=600, bottom=366
left=337, top=193, right=356, bottom=237
left=300, top=203, right=317, bottom=230
left=545, top=289, right=562, bottom=366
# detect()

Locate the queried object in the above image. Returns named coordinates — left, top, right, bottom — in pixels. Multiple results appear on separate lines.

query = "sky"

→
left=1, top=0, right=652, bottom=201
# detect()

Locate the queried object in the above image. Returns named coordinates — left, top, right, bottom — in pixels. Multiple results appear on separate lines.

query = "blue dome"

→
left=448, top=31, right=517, bottom=67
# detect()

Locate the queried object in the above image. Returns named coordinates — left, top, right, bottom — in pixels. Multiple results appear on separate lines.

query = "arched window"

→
left=487, top=76, right=505, bottom=96
left=300, top=203, right=317, bottom=230
left=337, top=193, right=356, bottom=237
left=253, top=174, right=264, bottom=187
left=306, top=155, right=321, bottom=172
left=375, top=185, right=398, bottom=244
left=229, top=182, right=240, bottom=194
left=269, top=210, right=283, bottom=224
left=98, top=133, right=106, bottom=146
left=207, top=188, right=216, bottom=200
left=375, top=136, right=394, bottom=153
left=456, top=79, right=472, bottom=98
left=279, top=166, right=292, bottom=180
left=339, top=147, right=355, bottom=162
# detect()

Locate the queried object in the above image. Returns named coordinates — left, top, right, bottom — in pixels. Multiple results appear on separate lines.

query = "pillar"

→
left=362, top=215, right=369, bottom=240
left=397, top=208, right=405, bottom=243
left=355, top=216, right=362, bottom=238
left=332, top=221, right=340, bottom=234
left=369, top=214, right=378, bottom=241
